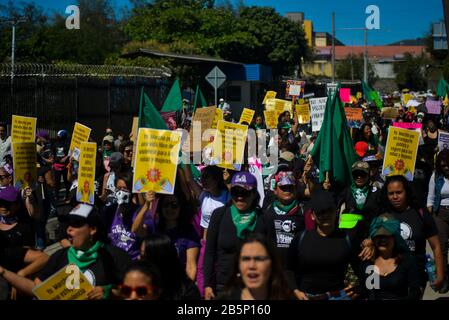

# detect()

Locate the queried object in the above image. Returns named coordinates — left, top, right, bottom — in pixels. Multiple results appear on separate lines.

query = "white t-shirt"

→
left=199, top=190, right=230, bottom=229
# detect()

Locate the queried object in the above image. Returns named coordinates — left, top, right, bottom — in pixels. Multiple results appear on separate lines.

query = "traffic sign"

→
left=206, top=66, right=226, bottom=89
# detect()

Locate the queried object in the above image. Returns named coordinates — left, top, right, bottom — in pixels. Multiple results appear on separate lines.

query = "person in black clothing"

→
left=382, top=175, right=444, bottom=292
left=0, top=203, right=131, bottom=300
left=412, top=146, right=433, bottom=208
left=263, top=170, right=305, bottom=268
left=359, top=214, right=420, bottom=300
left=140, top=233, right=200, bottom=300
left=52, top=130, right=70, bottom=201
left=204, top=172, right=267, bottom=300
left=218, top=233, right=293, bottom=300
left=286, top=190, right=364, bottom=300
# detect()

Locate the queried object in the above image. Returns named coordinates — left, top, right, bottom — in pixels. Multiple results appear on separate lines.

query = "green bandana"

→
left=273, top=200, right=299, bottom=215
left=230, top=205, right=258, bottom=239
left=350, top=183, right=369, bottom=210
left=67, top=241, right=104, bottom=271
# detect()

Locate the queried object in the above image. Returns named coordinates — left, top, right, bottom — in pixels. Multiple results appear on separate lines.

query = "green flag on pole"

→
left=161, top=78, right=183, bottom=112
left=437, top=78, right=449, bottom=97
left=193, top=84, right=207, bottom=113
left=361, top=80, right=382, bottom=110
left=310, top=86, right=358, bottom=187
left=138, top=87, right=168, bottom=130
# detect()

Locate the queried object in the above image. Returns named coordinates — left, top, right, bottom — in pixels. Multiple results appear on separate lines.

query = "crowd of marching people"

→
left=1, top=87, right=449, bottom=301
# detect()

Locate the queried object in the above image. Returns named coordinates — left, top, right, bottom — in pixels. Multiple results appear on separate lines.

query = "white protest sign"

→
left=439, top=132, right=449, bottom=151
left=309, top=97, right=327, bottom=132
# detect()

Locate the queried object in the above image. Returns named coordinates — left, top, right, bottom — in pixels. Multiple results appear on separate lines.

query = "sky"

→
left=16, top=0, right=444, bottom=45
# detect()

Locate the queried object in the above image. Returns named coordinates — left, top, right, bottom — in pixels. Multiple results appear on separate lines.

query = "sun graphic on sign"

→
left=146, top=168, right=161, bottom=183
left=394, top=159, right=405, bottom=171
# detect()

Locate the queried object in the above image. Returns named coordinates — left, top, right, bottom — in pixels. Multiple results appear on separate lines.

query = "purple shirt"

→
left=165, top=227, right=200, bottom=267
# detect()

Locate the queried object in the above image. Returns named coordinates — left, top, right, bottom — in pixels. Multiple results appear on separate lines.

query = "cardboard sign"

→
left=239, top=108, right=255, bottom=125
left=296, top=104, right=311, bottom=124
left=264, top=110, right=277, bottom=129
left=439, top=131, right=449, bottom=151
left=426, top=100, right=441, bottom=115
left=340, top=88, right=351, bottom=103
left=211, top=108, right=223, bottom=129
left=11, top=115, right=36, bottom=143
left=190, top=106, right=217, bottom=152
left=130, top=117, right=139, bottom=143
left=344, top=107, right=363, bottom=128
left=309, top=97, right=327, bottom=132
left=33, top=264, right=94, bottom=300
left=382, top=127, right=419, bottom=181
left=381, top=107, right=399, bottom=120
left=133, top=128, right=182, bottom=194
left=69, top=123, right=91, bottom=159
left=262, top=91, right=277, bottom=104
left=12, top=142, right=36, bottom=190
left=76, top=142, right=96, bottom=205
left=211, top=121, right=248, bottom=171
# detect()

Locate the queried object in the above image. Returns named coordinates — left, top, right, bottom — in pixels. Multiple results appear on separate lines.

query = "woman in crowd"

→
left=427, top=149, right=449, bottom=293
left=140, top=233, right=200, bottom=300
left=359, top=214, right=420, bottom=300
left=52, top=129, right=70, bottom=202
left=0, top=203, right=131, bottom=299
left=117, top=260, right=161, bottom=300
left=383, top=175, right=444, bottom=293
left=422, top=118, right=440, bottom=169
left=204, top=172, right=267, bottom=300
left=354, top=123, right=378, bottom=156
left=219, top=233, right=293, bottom=300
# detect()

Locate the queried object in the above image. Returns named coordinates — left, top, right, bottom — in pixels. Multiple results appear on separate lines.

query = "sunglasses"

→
left=352, top=171, right=368, bottom=178
left=119, top=285, right=154, bottom=298
left=162, top=201, right=180, bottom=209
left=240, top=255, right=270, bottom=263
left=231, top=187, right=251, bottom=199
left=278, top=185, right=295, bottom=193
left=0, top=174, right=10, bottom=180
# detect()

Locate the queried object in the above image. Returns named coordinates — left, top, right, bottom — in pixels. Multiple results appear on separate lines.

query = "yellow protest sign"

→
left=190, top=106, right=217, bottom=152
left=11, top=115, right=36, bottom=143
left=133, top=128, right=181, bottom=194
left=130, top=117, right=139, bottom=143
left=382, top=127, right=419, bottom=181
left=356, top=92, right=363, bottom=99
left=263, top=91, right=277, bottom=104
left=274, top=99, right=292, bottom=115
left=239, top=108, right=255, bottom=124
left=295, top=104, right=310, bottom=124
left=76, top=142, right=96, bottom=204
left=264, top=110, right=277, bottom=129
left=12, top=142, right=36, bottom=190
left=402, top=94, right=413, bottom=105
left=69, top=123, right=91, bottom=160
left=265, top=98, right=275, bottom=111
left=212, top=121, right=248, bottom=171
left=211, top=108, right=223, bottom=129
left=33, top=264, right=94, bottom=300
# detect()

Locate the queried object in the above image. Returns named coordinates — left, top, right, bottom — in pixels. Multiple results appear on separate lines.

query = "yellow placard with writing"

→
left=212, top=121, right=248, bottom=171
left=133, top=128, right=181, bottom=194
left=264, top=110, right=277, bottom=129
left=211, top=107, right=223, bottom=129
left=239, top=108, right=255, bottom=124
left=274, top=99, right=292, bottom=116
left=11, top=115, right=36, bottom=143
left=190, top=106, right=217, bottom=152
left=69, top=123, right=91, bottom=159
left=295, top=104, right=310, bottom=124
left=12, top=142, right=36, bottom=190
left=265, top=98, right=275, bottom=111
left=382, top=127, right=419, bottom=181
left=356, top=92, right=363, bottom=99
left=263, top=91, right=277, bottom=104
left=76, top=142, right=96, bottom=205
left=32, top=264, right=93, bottom=300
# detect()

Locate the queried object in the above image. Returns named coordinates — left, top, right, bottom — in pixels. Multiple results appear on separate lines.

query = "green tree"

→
left=394, top=52, right=429, bottom=91
left=336, top=54, right=377, bottom=85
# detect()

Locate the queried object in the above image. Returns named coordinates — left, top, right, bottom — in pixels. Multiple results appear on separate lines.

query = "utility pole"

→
left=332, top=12, right=336, bottom=83
left=364, top=28, right=368, bottom=83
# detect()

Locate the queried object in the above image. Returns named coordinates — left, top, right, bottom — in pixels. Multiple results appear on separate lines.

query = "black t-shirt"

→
left=52, top=141, right=69, bottom=164
left=411, top=161, right=433, bottom=208
left=0, top=222, right=34, bottom=248
left=287, top=229, right=355, bottom=294
left=359, top=254, right=421, bottom=300
left=37, top=244, right=132, bottom=287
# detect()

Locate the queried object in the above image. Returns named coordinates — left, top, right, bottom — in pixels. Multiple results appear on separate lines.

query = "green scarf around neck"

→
left=273, top=200, right=298, bottom=215
left=230, top=205, right=258, bottom=239
left=351, top=183, right=369, bottom=210
left=67, top=241, right=104, bottom=271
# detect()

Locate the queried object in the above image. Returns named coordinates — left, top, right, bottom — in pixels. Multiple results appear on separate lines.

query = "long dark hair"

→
left=436, top=149, right=449, bottom=176
left=222, top=233, right=293, bottom=300
left=201, top=165, right=228, bottom=192
left=140, top=233, right=189, bottom=300
left=114, top=171, right=138, bottom=224
left=381, top=175, right=419, bottom=212
left=122, top=260, right=162, bottom=297
left=354, top=123, right=376, bottom=146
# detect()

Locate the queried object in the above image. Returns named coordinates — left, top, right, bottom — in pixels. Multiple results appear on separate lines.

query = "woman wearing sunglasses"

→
left=0, top=204, right=131, bottom=299
left=155, top=183, right=200, bottom=282
left=219, top=233, right=293, bottom=300
left=117, top=261, right=161, bottom=300
left=204, top=172, right=267, bottom=300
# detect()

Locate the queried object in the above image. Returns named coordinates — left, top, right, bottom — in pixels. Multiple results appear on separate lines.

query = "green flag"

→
left=437, top=78, right=449, bottom=97
left=361, top=80, right=382, bottom=110
left=310, top=86, right=358, bottom=186
left=138, top=88, right=168, bottom=130
left=161, top=78, right=183, bottom=112
left=193, top=84, right=207, bottom=113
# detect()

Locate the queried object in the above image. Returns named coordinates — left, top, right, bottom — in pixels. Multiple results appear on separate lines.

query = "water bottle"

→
left=425, top=254, right=437, bottom=291
left=328, top=290, right=352, bottom=300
